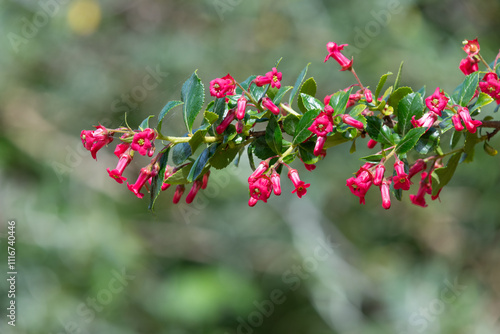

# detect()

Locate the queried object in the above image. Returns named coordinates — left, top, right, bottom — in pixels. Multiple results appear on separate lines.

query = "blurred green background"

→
left=1, top=0, right=500, bottom=333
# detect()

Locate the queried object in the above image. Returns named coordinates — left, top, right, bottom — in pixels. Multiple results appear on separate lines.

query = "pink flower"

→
left=459, top=57, right=479, bottom=75
left=346, top=91, right=363, bottom=108
left=173, top=185, right=185, bottom=204
left=308, top=112, right=334, bottom=136
left=393, top=160, right=411, bottom=191
left=161, top=165, right=174, bottom=191
left=262, top=97, right=280, bottom=115
left=324, top=105, right=334, bottom=115
left=248, top=160, right=269, bottom=182
left=114, top=143, right=130, bottom=157
left=107, top=148, right=133, bottom=184
left=367, top=139, right=378, bottom=149
left=185, top=180, right=202, bottom=204
left=452, top=114, right=464, bottom=132
left=479, top=72, right=500, bottom=104
left=304, top=162, right=316, bottom=171
left=457, top=106, right=482, bottom=133
left=201, top=171, right=210, bottom=190
left=324, top=94, right=333, bottom=106
left=408, top=159, right=427, bottom=180
left=216, top=110, right=236, bottom=134
left=411, top=112, right=438, bottom=130
left=409, top=172, right=431, bottom=207
left=380, top=180, right=391, bottom=210
left=209, top=74, right=236, bottom=98
left=127, top=166, right=157, bottom=199
left=131, top=128, right=156, bottom=156
left=324, top=42, right=353, bottom=71
left=373, top=164, right=385, bottom=186
left=341, top=114, right=364, bottom=130
left=236, top=95, right=247, bottom=120
left=462, top=38, right=480, bottom=57
left=270, top=171, right=281, bottom=196
left=288, top=169, right=310, bottom=198
left=255, top=67, right=283, bottom=89
left=248, top=175, right=273, bottom=204
left=425, top=87, right=449, bottom=116
left=346, top=166, right=372, bottom=204
left=80, top=125, right=114, bottom=160
left=364, top=89, right=373, bottom=103
left=313, top=136, right=327, bottom=156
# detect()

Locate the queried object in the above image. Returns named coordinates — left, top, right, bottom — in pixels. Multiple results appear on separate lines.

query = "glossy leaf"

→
left=394, top=61, right=404, bottom=90
left=375, top=72, right=393, bottom=99
left=471, top=92, right=494, bottom=112
left=387, top=86, right=412, bottom=115
left=139, top=115, right=154, bottom=131
left=397, top=92, right=424, bottom=136
left=299, top=93, right=323, bottom=112
left=187, top=144, right=217, bottom=182
left=329, top=88, right=352, bottom=117
left=454, top=72, right=479, bottom=107
left=273, top=86, right=293, bottom=105
left=189, top=129, right=208, bottom=152
left=297, top=77, right=317, bottom=113
left=395, top=127, right=426, bottom=155
left=415, top=127, right=440, bottom=154
left=157, top=100, right=184, bottom=134
left=365, top=116, right=395, bottom=146
left=293, top=109, right=321, bottom=145
left=181, top=71, right=205, bottom=133
left=289, top=63, right=310, bottom=105
left=463, top=131, right=479, bottom=163
left=298, top=142, right=319, bottom=164
left=283, top=114, right=299, bottom=136
left=360, top=153, right=383, bottom=163
left=265, top=115, right=283, bottom=154
left=149, top=146, right=170, bottom=211
left=209, top=144, right=241, bottom=169
left=172, top=140, right=192, bottom=165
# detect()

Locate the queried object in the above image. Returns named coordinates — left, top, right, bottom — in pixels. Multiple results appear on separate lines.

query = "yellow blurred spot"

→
left=67, top=0, right=101, bottom=36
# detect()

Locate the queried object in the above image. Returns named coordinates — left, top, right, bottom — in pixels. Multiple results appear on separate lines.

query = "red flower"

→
left=373, top=164, right=385, bottom=186
left=303, top=162, right=316, bottom=171
left=411, top=112, right=438, bottom=130
left=248, top=175, right=273, bottom=204
left=270, top=171, right=281, bottom=196
left=131, top=128, right=156, bottom=156
left=161, top=165, right=174, bottom=191
left=262, top=97, right=280, bottom=115
left=236, top=95, right=247, bottom=120
left=462, top=38, right=480, bottom=57
left=364, top=89, right=373, bottom=103
left=216, top=109, right=236, bottom=134
left=186, top=180, right=203, bottom=204
left=127, top=166, right=158, bottom=199
left=346, top=165, right=372, bottom=204
left=114, top=143, right=130, bottom=157
left=107, top=148, right=133, bottom=184
left=459, top=57, right=479, bottom=75
left=457, top=106, right=482, bottom=133
left=380, top=180, right=391, bottom=210
left=209, top=74, right=236, bottom=98
left=324, top=42, right=353, bottom=71
left=173, top=185, right=185, bottom=204
left=288, top=169, right=310, bottom=198
left=313, top=136, right=327, bottom=156
left=308, top=112, right=334, bottom=136
left=201, top=171, right=210, bottom=190
left=80, top=125, right=114, bottom=160
left=393, top=160, right=411, bottom=191
left=452, top=114, right=464, bottom=132
left=341, top=114, right=364, bottom=130
left=367, top=139, right=378, bottom=149
left=248, top=160, right=269, bottom=182
left=255, top=67, right=283, bottom=89
left=479, top=72, right=500, bottom=104
left=425, top=87, right=449, bottom=116
left=408, top=159, right=427, bottom=180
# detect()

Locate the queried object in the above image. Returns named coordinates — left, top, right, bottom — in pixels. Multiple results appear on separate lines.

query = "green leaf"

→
left=397, top=92, right=424, bottom=136
left=365, top=116, right=395, bottom=146
left=297, top=78, right=317, bottom=113
left=299, top=93, right=324, bottom=112
left=157, top=100, right=184, bottom=134
left=172, top=141, right=192, bottom=165
left=289, top=63, right=310, bottom=105
left=273, top=86, right=293, bottom=105
left=349, top=104, right=366, bottom=117
left=265, top=115, right=283, bottom=154
left=484, top=141, right=498, bottom=156
left=394, top=61, right=404, bottom=90
left=149, top=146, right=170, bottom=211
left=387, top=86, right=413, bottom=116
left=463, top=131, right=479, bottom=163
left=375, top=72, right=393, bottom=100
left=283, top=114, right=299, bottom=136
left=454, top=72, right=479, bottom=107
left=165, top=163, right=193, bottom=185
left=212, top=97, right=227, bottom=127
left=181, top=71, right=205, bottom=133
left=431, top=152, right=461, bottom=197
left=329, top=88, right=352, bottom=117
left=360, top=153, right=383, bottom=163
left=189, top=129, right=208, bottom=152
left=204, top=110, right=219, bottom=125
left=349, top=140, right=357, bottom=154
left=209, top=144, right=241, bottom=169
left=139, top=115, right=154, bottom=131
left=247, top=145, right=256, bottom=170
left=395, top=127, right=426, bottom=155
left=323, top=132, right=350, bottom=149
left=187, top=144, right=217, bottom=182
left=253, top=136, right=276, bottom=160
left=471, top=92, right=494, bottom=112
left=293, top=109, right=321, bottom=145
left=450, top=130, right=462, bottom=149
left=298, top=142, right=319, bottom=164
left=415, top=127, right=440, bottom=154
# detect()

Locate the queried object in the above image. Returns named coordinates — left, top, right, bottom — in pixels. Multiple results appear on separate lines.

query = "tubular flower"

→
left=425, top=87, right=449, bottom=116
left=131, top=128, right=156, bottom=156
left=393, top=160, right=411, bottom=191
left=209, top=74, right=236, bottom=98
left=373, top=164, right=385, bottom=186
left=380, top=180, right=391, bottom=210
left=408, top=159, right=427, bottom=180
left=107, top=148, right=133, bottom=184
left=248, top=175, right=273, bottom=204
left=462, top=38, right=480, bottom=57
left=127, top=166, right=157, bottom=199
left=161, top=165, right=174, bottom=191
left=346, top=166, right=373, bottom=204
left=409, top=172, right=431, bottom=207
left=288, top=169, right=310, bottom=198
left=201, top=171, right=210, bottom=190
left=452, top=114, right=465, bottom=131
left=457, top=107, right=482, bottom=133
left=270, top=171, right=282, bottom=196
left=324, top=42, right=353, bottom=71
left=81, top=125, right=114, bottom=160
left=249, top=160, right=269, bottom=182
left=341, top=114, right=364, bottom=130
left=411, top=112, right=438, bottom=131
left=261, top=97, right=280, bottom=115
left=114, top=142, right=130, bottom=157
left=308, top=112, right=334, bottom=136
left=367, top=139, right=378, bottom=149
left=313, top=136, right=327, bottom=156
left=173, top=185, right=185, bottom=204
left=236, top=95, right=247, bottom=120
left=459, top=57, right=479, bottom=75
left=479, top=72, right=500, bottom=104
left=364, top=89, right=373, bottom=103
left=346, top=90, right=363, bottom=108
left=186, top=180, right=203, bottom=204
left=216, top=109, right=236, bottom=134
left=254, top=67, right=283, bottom=89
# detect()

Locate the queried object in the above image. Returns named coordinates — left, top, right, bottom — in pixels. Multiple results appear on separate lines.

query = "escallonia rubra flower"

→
left=324, top=42, right=353, bottom=71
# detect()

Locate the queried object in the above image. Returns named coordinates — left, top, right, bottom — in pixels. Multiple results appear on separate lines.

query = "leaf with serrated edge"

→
left=297, top=78, right=317, bottom=113
left=289, top=63, right=310, bottom=105
left=158, top=101, right=183, bottom=134
left=273, top=86, right=293, bottom=105
left=209, top=144, right=241, bottom=169
left=375, top=72, right=393, bottom=99
left=149, top=147, right=170, bottom=211
left=293, top=109, right=321, bottom=144
left=397, top=92, right=424, bottom=136
left=265, top=115, right=283, bottom=154
left=181, top=71, right=205, bottom=133
left=396, top=127, right=426, bottom=155
left=187, top=144, right=217, bottom=182
left=299, top=93, right=324, bottom=112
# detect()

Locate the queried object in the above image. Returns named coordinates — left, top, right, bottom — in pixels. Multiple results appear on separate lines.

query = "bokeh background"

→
left=1, top=0, right=500, bottom=333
